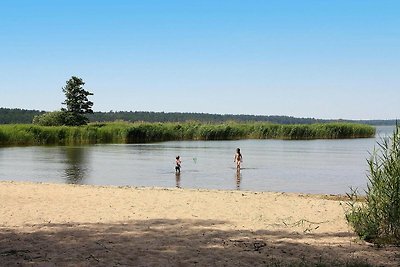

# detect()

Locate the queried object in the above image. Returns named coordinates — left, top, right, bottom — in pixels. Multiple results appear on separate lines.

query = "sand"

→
left=0, top=181, right=399, bottom=266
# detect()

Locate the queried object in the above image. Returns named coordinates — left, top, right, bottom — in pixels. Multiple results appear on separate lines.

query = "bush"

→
left=346, top=124, right=400, bottom=245
left=33, top=111, right=66, bottom=126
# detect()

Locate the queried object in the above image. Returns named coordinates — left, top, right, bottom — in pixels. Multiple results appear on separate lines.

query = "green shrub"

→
left=346, top=125, right=400, bottom=245
left=33, top=111, right=66, bottom=126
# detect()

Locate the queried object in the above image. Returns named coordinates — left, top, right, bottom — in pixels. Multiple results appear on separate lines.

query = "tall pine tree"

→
left=62, top=76, right=94, bottom=126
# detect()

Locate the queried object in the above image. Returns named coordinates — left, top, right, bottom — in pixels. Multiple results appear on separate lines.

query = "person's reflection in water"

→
left=63, top=147, right=87, bottom=184
left=175, top=172, right=181, bottom=188
left=235, top=169, right=242, bottom=190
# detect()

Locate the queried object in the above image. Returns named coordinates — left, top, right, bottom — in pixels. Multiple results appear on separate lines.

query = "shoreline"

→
left=0, top=180, right=357, bottom=200
left=0, top=180, right=398, bottom=266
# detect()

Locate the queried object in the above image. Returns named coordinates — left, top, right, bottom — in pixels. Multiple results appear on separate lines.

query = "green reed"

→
left=0, top=122, right=375, bottom=146
left=346, top=124, right=400, bottom=245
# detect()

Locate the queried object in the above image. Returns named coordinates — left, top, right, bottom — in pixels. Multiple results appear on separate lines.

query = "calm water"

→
left=0, top=126, right=395, bottom=194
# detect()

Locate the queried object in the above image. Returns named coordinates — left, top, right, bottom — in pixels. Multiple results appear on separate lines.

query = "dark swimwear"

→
left=175, top=164, right=181, bottom=172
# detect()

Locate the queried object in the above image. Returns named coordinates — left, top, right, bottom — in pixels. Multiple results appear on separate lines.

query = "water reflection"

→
left=63, top=147, right=88, bottom=184
left=235, top=170, right=242, bottom=190
left=175, top=172, right=181, bottom=188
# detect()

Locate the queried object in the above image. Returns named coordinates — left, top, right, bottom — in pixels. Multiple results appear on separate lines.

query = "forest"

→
left=0, top=108, right=396, bottom=125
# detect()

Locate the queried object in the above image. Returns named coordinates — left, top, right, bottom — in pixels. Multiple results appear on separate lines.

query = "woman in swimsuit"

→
left=175, top=156, right=182, bottom=173
left=234, top=148, right=242, bottom=170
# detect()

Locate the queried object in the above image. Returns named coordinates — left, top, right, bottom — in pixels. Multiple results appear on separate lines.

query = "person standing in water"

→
left=234, top=148, right=242, bottom=170
left=175, top=156, right=182, bottom=173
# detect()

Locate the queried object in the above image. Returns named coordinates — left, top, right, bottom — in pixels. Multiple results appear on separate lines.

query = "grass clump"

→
left=346, top=124, right=400, bottom=245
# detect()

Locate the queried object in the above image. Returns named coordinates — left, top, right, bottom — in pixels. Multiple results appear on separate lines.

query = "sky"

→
left=0, top=0, right=399, bottom=120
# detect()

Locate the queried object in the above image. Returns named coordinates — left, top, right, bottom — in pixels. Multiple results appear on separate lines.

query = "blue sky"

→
left=0, top=0, right=399, bottom=120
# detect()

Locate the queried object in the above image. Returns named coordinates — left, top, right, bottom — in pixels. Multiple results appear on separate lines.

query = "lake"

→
left=0, top=126, right=395, bottom=194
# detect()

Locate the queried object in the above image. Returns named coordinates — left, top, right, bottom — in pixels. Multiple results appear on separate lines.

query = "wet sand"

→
left=0, top=181, right=399, bottom=266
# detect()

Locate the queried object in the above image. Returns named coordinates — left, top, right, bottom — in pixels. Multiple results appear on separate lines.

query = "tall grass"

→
left=346, top=124, right=400, bottom=245
left=0, top=122, right=375, bottom=146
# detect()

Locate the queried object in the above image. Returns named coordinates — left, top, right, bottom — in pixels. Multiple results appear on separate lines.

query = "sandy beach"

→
left=0, top=181, right=398, bottom=266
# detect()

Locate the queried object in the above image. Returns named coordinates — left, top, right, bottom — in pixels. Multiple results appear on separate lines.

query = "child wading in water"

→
left=234, top=148, right=242, bottom=170
left=175, top=156, right=182, bottom=173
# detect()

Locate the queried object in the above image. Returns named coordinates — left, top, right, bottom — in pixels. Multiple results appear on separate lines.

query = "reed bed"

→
left=0, top=122, right=375, bottom=146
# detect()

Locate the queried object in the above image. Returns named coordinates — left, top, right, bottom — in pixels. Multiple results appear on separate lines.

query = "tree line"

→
left=0, top=108, right=397, bottom=125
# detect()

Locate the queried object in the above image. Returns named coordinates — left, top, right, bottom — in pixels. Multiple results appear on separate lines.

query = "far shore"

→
left=0, top=181, right=398, bottom=266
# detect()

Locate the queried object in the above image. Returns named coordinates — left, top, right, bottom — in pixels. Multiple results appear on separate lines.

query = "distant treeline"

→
left=0, top=122, right=375, bottom=146
left=0, top=107, right=396, bottom=125
left=88, top=111, right=323, bottom=124
left=0, top=108, right=46, bottom=124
